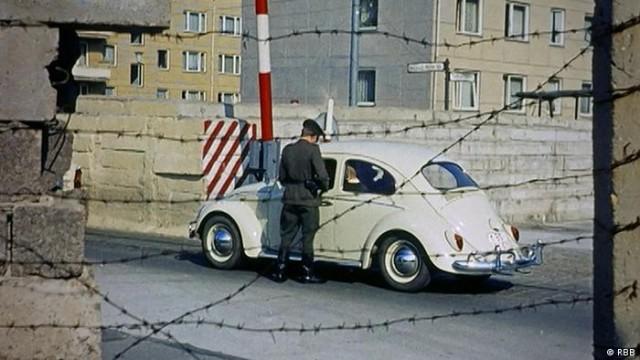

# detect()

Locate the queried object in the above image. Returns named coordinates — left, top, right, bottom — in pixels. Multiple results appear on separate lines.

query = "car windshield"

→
left=421, top=162, right=478, bottom=191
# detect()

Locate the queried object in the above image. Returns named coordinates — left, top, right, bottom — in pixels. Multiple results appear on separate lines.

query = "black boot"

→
left=272, top=262, right=287, bottom=283
left=300, top=265, right=325, bottom=284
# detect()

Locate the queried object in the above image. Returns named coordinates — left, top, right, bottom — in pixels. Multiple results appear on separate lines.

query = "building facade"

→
left=73, top=0, right=242, bottom=104
left=241, top=0, right=593, bottom=117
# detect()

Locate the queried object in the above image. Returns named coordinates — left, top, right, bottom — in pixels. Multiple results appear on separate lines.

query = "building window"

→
left=157, top=88, right=169, bottom=99
left=505, top=2, right=529, bottom=41
left=130, top=63, right=143, bottom=87
left=545, top=78, right=561, bottom=115
left=584, top=15, right=593, bottom=44
left=185, top=11, right=206, bottom=33
left=218, top=92, right=240, bottom=104
left=550, top=9, right=565, bottom=46
left=182, top=90, right=206, bottom=102
left=579, top=81, right=593, bottom=116
left=220, top=16, right=241, bottom=36
left=102, top=45, right=115, bottom=65
left=183, top=51, right=206, bottom=72
left=218, top=54, right=241, bottom=75
left=77, top=41, right=88, bottom=66
left=105, top=87, right=115, bottom=96
left=504, top=75, right=526, bottom=112
left=452, top=71, right=480, bottom=111
left=359, top=0, right=378, bottom=29
left=357, top=69, right=376, bottom=106
left=79, top=84, right=89, bottom=95
left=457, top=0, right=482, bottom=35
left=131, top=31, right=143, bottom=45
left=158, top=50, right=169, bottom=70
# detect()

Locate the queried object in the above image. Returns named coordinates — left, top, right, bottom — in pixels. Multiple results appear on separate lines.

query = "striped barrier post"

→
left=256, top=0, right=273, bottom=141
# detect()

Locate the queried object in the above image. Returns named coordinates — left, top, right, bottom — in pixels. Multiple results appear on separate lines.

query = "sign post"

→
left=406, top=59, right=450, bottom=110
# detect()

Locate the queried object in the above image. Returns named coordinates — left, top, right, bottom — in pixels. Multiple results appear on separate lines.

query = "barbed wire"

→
left=9, top=242, right=205, bottom=360
left=2, top=280, right=635, bottom=340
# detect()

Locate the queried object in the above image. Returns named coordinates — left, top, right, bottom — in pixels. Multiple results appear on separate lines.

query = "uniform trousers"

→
left=278, top=204, right=319, bottom=268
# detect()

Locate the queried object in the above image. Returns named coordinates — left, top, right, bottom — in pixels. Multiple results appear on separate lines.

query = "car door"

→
left=264, top=158, right=337, bottom=257
left=331, top=158, right=401, bottom=262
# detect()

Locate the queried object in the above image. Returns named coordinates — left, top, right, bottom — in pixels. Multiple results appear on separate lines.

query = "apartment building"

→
left=73, top=0, right=242, bottom=104
left=241, top=0, right=594, bottom=117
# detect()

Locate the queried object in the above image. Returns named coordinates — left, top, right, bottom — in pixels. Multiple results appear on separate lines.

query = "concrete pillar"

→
left=593, top=0, right=640, bottom=358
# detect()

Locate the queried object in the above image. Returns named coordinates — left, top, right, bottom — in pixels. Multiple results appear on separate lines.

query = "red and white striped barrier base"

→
left=202, top=119, right=257, bottom=200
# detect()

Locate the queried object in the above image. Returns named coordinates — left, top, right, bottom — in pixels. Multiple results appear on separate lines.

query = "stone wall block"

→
left=12, top=200, right=85, bottom=278
left=0, top=128, right=43, bottom=195
left=0, top=27, right=58, bottom=121
left=0, top=274, right=101, bottom=360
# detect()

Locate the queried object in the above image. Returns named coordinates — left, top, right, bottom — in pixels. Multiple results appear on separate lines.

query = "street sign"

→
left=407, top=62, right=445, bottom=73
left=449, top=72, right=475, bottom=82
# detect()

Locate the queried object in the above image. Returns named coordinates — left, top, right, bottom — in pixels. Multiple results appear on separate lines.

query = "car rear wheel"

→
left=201, top=215, right=244, bottom=269
left=378, top=234, right=431, bottom=292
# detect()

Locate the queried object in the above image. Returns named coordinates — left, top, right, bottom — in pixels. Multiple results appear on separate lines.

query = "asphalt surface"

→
left=88, top=224, right=593, bottom=360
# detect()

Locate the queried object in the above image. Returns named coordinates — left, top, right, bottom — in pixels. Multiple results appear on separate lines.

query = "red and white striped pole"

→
left=256, top=0, right=273, bottom=141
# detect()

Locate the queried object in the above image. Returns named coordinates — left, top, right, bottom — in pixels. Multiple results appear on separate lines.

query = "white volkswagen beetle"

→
left=189, top=140, right=543, bottom=292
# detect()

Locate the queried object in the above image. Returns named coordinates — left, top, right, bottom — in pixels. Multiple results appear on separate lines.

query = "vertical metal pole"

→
left=256, top=0, right=273, bottom=140
left=348, top=0, right=361, bottom=106
left=443, top=58, right=450, bottom=111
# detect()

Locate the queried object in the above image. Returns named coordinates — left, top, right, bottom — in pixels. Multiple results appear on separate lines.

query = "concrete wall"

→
left=241, top=0, right=434, bottom=108
left=68, top=97, right=592, bottom=237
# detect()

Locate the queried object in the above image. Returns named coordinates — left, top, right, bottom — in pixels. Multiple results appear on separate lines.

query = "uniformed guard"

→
left=273, top=119, right=330, bottom=283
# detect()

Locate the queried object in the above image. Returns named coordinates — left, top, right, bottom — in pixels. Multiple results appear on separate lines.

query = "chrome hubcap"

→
left=211, top=226, right=233, bottom=256
left=392, top=244, right=419, bottom=277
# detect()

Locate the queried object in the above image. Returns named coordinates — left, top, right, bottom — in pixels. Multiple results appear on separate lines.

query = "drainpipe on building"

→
left=348, top=0, right=361, bottom=106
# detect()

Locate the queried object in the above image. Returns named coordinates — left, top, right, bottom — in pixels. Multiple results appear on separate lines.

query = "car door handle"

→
left=320, top=200, right=333, bottom=206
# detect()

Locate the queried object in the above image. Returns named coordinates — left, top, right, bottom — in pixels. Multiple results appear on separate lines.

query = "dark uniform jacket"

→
left=279, top=139, right=330, bottom=207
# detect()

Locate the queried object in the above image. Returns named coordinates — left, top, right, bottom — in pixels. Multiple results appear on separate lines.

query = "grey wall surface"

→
left=242, top=0, right=434, bottom=108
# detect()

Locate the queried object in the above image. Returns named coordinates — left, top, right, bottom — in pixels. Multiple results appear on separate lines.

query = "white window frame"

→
left=504, top=74, right=527, bottom=113
left=579, top=81, right=593, bottom=117
left=102, top=44, right=116, bottom=66
left=183, top=51, right=206, bottom=72
left=181, top=90, right=206, bottom=102
left=130, top=63, right=144, bottom=87
left=217, top=92, right=241, bottom=104
left=456, top=0, right=482, bottom=36
left=584, top=15, right=593, bottom=44
left=359, top=0, right=378, bottom=30
left=220, top=16, right=242, bottom=36
left=184, top=11, right=207, bottom=33
left=550, top=8, right=565, bottom=46
left=156, top=88, right=169, bottom=99
left=218, top=54, right=241, bottom=75
left=157, top=49, right=169, bottom=70
left=452, top=70, right=480, bottom=111
left=505, top=2, right=530, bottom=42
left=130, top=31, right=144, bottom=45
left=545, top=78, right=562, bottom=116
left=357, top=69, right=376, bottom=106
left=77, top=41, right=89, bottom=67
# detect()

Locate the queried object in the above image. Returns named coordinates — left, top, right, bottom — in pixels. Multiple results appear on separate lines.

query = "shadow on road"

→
left=102, top=329, right=250, bottom=360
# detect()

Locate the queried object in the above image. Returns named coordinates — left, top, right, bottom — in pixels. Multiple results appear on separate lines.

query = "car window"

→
left=421, top=162, right=478, bottom=191
left=342, top=159, right=395, bottom=195
left=323, top=158, right=337, bottom=190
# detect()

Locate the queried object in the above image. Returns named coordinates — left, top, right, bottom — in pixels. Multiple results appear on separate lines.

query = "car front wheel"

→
left=201, top=215, right=244, bottom=269
left=378, top=235, right=431, bottom=292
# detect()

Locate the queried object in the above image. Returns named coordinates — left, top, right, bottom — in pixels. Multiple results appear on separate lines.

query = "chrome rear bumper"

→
left=452, top=242, right=544, bottom=274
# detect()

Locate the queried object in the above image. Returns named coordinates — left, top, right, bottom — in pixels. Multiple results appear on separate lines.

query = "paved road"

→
left=88, top=224, right=593, bottom=360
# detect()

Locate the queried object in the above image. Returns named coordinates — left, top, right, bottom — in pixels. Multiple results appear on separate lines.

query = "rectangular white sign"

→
left=407, top=62, right=445, bottom=73
left=449, top=72, right=475, bottom=82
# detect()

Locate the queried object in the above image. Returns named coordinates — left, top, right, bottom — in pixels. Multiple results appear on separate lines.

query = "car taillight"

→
left=510, top=225, right=520, bottom=242
left=445, top=231, right=464, bottom=252
left=454, top=233, right=464, bottom=251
